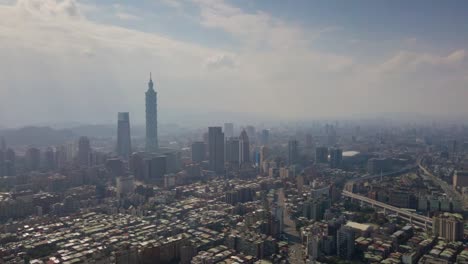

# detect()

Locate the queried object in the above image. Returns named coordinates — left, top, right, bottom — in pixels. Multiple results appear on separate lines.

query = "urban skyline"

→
left=1, top=1, right=468, bottom=263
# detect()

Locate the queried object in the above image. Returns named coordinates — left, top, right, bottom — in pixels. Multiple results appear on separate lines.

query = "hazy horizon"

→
left=1, top=0, right=468, bottom=127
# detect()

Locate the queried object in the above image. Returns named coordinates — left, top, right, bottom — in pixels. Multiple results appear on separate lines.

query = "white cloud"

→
left=204, top=54, right=236, bottom=69
left=115, top=11, right=141, bottom=21
left=376, top=49, right=467, bottom=74
left=160, top=0, right=184, bottom=9
left=16, top=0, right=81, bottom=18
left=112, top=3, right=141, bottom=21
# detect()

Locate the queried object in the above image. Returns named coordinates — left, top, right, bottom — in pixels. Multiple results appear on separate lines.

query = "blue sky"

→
left=84, top=0, right=468, bottom=54
left=0, top=0, right=467, bottom=126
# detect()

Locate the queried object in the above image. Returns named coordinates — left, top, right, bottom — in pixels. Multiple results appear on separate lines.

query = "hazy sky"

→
left=1, top=0, right=468, bottom=127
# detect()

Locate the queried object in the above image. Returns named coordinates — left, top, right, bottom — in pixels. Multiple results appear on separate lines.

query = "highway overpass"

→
left=342, top=190, right=432, bottom=229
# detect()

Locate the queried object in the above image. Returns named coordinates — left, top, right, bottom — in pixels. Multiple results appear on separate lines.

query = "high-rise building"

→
left=145, top=73, right=158, bottom=152
left=288, top=139, right=299, bottom=166
left=163, top=151, right=181, bottom=173
left=453, top=171, right=468, bottom=189
left=224, top=123, right=234, bottom=138
left=117, top=112, right=132, bottom=159
left=260, top=146, right=270, bottom=171
left=239, top=130, right=250, bottom=165
left=337, top=226, right=355, bottom=259
left=4, top=148, right=15, bottom=176
left=246, top=126, right=256, bottom=143
left=25, top=147, right=41, bottom=171
left=143, top=156, right=166, bottom=180
left=329, top=148, right=343, bottom=168
left=116, top=176, right=135, bottom=198
left=261, top=129, right=270, bottom=145
left=225, top=137, right=240, bottom=167
left=77, top=136, right=91, bottom=167
left=208, top=127, right=224, bottom=174
left=433, top=213, right=464, bottom=241
left=191, top=142, right=206, bottom=163
left=43, top=147, right=56, bottom=171
left=315, top=147, right=328, bottom=163
left=130, top=152, right=145, bottom=180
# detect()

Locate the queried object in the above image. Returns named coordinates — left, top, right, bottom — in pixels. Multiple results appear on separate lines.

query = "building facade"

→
left=239, top=130, right=250, bottom=165
left=288, top=139, right=299, bottom=166
left=208, top=127, right=225, bottom=174
left=191, top=142, right=206, bottom=163
left=117, top=112, right=131, bottom=159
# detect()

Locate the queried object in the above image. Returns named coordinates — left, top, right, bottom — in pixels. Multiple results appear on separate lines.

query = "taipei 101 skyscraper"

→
left=145, top=73, right=158, bottom=152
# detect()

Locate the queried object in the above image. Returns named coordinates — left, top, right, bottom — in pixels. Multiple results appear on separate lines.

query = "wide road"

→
left=277, top=188, right=305, bottom=264
left=418, top=158, right=467, bottom=210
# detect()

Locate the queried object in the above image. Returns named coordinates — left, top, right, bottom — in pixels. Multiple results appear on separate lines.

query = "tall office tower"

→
left=315, top=147, right=329, bottom=163
left=191, top=142, right=206, bottom=163
left=4, top=148, right=15, bottom=176
left=433, top=213, right=464, bottom=241
left=329, top=148, right=343, bottom=168
left=163, top=151, right=181, bottom=173
left=78, top=136, right=91, bottom=167
left=224, top=123, right=234, bottom=138
left=261, top=129, right=270, bottom=145
left=130, top=152, right=145, bottom=180
left=337, top=226, right=355, bottom=259
left=143, top=156, right=166, bottom=180
left=260, top=146, right=270, bottom=169
left=56, top=145, right=67, bottom=169
left=43, top=147, right=56, bottom=171
left=208, top=127, right=225, bottom=174
left=239, top=130, right=250, bottom=165
left=25, top=147, right=41, bottom=171
left=145, top=73, right=158, bottom=152
left=246, top=125, right=256, bottom=142
left=116, top=112, right=132, bottom=159
left=225, top=137, right=240, bottom=167
left=288, top=139, right=299, bottom=166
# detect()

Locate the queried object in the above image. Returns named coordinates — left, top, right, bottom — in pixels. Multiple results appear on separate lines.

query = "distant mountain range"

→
left=0, top=126, right=75, bottom=147
left=0, top=125, right=150, bottom=147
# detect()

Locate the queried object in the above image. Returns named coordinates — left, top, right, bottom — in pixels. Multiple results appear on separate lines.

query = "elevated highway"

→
left=342, top=190, right=432, bottom=229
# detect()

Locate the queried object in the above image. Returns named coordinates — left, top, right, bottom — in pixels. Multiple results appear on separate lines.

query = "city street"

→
left=418, top=158, right=467, bottom=210
left=278, top=188, right=305, bottom=264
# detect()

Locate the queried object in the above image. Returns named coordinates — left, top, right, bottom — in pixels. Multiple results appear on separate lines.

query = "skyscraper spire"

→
left=148, top=72, right=154, bottom=90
